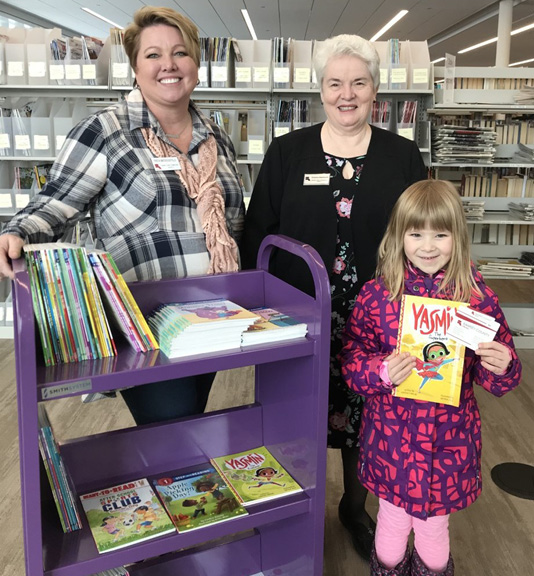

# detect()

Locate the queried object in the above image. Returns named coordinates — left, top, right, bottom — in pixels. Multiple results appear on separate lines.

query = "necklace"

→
left=165, top=116, right=191, bottom=139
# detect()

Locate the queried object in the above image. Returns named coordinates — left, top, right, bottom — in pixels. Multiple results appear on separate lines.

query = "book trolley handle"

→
left=256, top=234, right=330, bottom=309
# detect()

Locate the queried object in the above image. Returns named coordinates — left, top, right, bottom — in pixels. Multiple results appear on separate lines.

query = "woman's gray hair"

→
left=313, top=34, right=380, bottom=90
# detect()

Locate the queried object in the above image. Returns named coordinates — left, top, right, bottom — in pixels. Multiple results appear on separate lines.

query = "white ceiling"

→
left=2, top=0, right=534, bottom=67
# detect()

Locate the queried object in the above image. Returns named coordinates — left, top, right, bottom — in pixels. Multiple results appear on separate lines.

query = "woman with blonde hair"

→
left=0, top=6, right=244, bottom=425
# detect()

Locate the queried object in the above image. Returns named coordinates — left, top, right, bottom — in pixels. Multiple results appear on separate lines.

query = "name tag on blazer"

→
left=151, top=157, right=181, bottom=171
left=303, top=173, right=330, bottom=186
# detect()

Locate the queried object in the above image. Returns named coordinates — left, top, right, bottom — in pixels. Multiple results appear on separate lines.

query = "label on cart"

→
left=41, top=379, right=92, bottom=400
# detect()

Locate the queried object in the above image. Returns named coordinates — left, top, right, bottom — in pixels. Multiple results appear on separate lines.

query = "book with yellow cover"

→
left=393, top=295, right=467, bottom=407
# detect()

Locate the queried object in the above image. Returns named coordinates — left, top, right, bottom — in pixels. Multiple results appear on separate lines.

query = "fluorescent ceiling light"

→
left=431, top=57, right=446, bottom=64
left=81, top=7, right=124, bottom=29
left=509, top=57, right=534, bottom=66
left=370, top=10, right=409, bottom=42
left=241, top=9, right=258, bottom=40
left=459, top=19, right=534, bottom=54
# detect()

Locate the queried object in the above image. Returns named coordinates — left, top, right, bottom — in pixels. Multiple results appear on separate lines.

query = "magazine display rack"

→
left=13, top=234, right=330, bottom=576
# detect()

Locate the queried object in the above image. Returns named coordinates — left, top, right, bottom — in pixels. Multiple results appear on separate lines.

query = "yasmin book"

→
left=80, top=478, right=175, bottom=554
left=152, top=465, right=248, bottom=533
left=211, top=446, right=302, bottom=506
left=393, top=294, right=467, bottom=407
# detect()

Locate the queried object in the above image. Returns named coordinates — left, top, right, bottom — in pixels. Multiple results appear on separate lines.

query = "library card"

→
left=447, top=307, right=499, bottom=351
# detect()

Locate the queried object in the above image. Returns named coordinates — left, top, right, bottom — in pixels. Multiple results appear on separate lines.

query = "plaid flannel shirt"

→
left=3, top=89, right=245, bottom=282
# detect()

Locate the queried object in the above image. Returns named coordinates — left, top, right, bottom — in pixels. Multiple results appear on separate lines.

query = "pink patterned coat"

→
left=339, top=267, right=522, bottom=520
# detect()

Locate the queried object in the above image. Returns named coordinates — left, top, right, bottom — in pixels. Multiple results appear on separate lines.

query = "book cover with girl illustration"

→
left=393, top=294, right=467, bottom=407
left=80, top=478, right=175, bottom=553
left=151, top=466, right=248, bottom=533
left=211, top=446, right=303, bottom=505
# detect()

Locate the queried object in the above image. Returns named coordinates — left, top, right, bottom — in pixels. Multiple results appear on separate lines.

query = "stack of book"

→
left=508, top=202, right=534, bottom=221
left=88, top=250, right=159, bottom=353
left=91, top=569, right=130, bottom=576
left=24, top=243, right=116, bottom=365
left=478, top=258, right=534, bottom=278
left=512, top=142, right=534, bottom=163
left=241, top=307, right=308, bottom=347
left=431, top=125, right=497, bottom=164
left=24, top=243, right=159, bottom=366
left=38, top=405, right=82, bottom=533
left=147, top=298, right=260, bottom=358
left=462, top=200, right=485, bottom=220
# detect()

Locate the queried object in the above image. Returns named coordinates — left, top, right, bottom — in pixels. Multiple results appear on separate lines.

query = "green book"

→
left=211, top=446, right=303, bottom=505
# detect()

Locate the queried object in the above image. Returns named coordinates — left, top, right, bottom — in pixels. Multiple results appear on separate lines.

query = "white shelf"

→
left=471, top=213, right=534, bottom=225
left=432, top=162, right=534, bottom=168
left=0, top=326, right=13, bottom=339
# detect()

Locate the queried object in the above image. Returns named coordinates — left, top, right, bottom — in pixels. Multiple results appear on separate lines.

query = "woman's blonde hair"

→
left=376, top=179, right=479, bottom=302
left=123, top=6, right=201, bottom=70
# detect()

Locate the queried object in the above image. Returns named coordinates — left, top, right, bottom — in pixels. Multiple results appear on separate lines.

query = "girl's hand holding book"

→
left=475, top=341, right=512, bottom=375
left=382, top=352, right=417, bottom=388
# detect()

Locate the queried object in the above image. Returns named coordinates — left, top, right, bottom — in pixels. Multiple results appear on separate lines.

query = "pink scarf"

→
left=141, top=127, right=239, bottom=274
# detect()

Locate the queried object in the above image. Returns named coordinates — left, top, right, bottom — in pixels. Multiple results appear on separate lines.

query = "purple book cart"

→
left=13, top=235, right=330, bottom=576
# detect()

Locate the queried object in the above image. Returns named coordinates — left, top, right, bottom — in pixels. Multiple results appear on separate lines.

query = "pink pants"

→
left=375, top=498, right=450, bottom=572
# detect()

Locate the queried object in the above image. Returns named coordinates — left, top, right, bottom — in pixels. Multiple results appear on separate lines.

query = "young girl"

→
left=339, top=180, right=522, bottom=576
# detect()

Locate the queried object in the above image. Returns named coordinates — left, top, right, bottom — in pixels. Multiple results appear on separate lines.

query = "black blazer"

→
left=241, top=123, right=427, bottom=296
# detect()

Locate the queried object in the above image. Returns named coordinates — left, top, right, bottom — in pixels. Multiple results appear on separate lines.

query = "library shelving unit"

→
left=428, top=100, right=534, bottom=349
left=13, top=234, right=330, bottom=576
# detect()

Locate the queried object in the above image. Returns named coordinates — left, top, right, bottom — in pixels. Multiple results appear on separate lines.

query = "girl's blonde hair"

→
left=376, top=179, right=479, bottom=302
left=123, top=6, right=201, bottom=70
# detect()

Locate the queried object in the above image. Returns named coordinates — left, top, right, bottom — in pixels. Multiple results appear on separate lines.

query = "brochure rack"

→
left=13, top=234, right=330, bottom=576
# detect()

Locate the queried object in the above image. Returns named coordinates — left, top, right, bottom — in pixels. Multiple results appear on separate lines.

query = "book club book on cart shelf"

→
left=80, top=478, right=176, bottom=554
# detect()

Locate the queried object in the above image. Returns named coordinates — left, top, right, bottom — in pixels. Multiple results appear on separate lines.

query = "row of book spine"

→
left=24, top=243, right=158, bottom=366
left=460, top=173, right=534, bottom=198
left=468, top=223, right=534, bottom=246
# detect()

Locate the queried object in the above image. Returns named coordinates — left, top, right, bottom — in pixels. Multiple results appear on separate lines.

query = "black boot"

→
left=411, top=548, right=454, bottom=576
left=370, top=545, right=411, bottom=575
left=339, top=446, right=376, bottom=561
left=338, top=493, right=376, bottom=561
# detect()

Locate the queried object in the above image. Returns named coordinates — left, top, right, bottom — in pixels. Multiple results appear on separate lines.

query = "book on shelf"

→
left=393, top=295, right=467, bottom=407
left=87, top=250, right=159, bottom=353
left=90, top=568, right=130, bottom=576
left=24, top=243, right=116, bottom=365
left=210, top=446, right=303, bottom=506
left=80, top=478, right=176, bottom=554
left=23, top=243, right=159, bottom=365
left=147, top=298, right=260, bottom=358
left=38, top=405, right=82, bottom=533
left=241, top=306, right=308, bottom=347
left=478, top=258, right=534, bottom=277
left=151, top=465, right=248, bottom=533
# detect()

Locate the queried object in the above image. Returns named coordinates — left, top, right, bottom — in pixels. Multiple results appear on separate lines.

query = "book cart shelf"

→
left=13, top=235, right=330, bottom=576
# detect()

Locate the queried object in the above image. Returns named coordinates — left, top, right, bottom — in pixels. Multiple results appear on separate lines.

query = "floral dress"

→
left=325, top=153, right=365, bottom=449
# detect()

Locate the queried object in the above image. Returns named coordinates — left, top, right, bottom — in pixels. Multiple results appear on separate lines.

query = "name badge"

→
left=303, top=173, right=330, bottom=186
left=151, top=157, right=181, bottom=171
